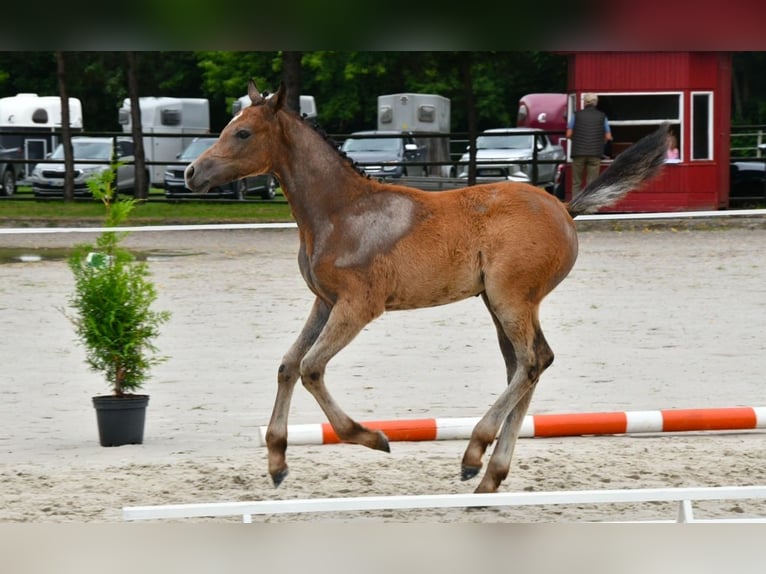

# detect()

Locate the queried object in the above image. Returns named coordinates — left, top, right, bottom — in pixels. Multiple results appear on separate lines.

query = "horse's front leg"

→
left=300, top=297, right=390, bottom=453
left=265, top=297, right=331, bottom=487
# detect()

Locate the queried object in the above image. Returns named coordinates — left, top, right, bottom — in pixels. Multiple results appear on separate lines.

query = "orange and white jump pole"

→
left=256, top=406, right=766, bottom=446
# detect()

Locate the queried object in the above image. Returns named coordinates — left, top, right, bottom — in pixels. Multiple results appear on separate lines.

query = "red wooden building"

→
left=562, top=51, right=732, bottom=212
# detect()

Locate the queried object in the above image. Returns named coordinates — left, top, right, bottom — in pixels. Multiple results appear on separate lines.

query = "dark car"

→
left=730, top=160, right=766, bottom=205
left=164, top=137, right=277, bottom=200
left=341, top=130, right=427, bottom=178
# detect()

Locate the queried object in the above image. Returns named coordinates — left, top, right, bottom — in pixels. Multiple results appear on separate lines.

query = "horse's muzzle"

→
left=184, top=162, right=210, bottom=194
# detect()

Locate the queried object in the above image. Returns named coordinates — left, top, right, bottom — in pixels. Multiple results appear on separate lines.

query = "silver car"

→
left=30, top=136, right=136, bottom=198
left=458, top=127, right=565, bottom=191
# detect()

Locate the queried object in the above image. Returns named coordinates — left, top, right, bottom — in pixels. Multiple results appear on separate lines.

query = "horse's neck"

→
left=274, top=115, right=364, bottom=230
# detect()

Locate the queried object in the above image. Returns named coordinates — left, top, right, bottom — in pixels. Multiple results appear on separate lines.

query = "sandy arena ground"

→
left=1, top=217, right=765, bottom=523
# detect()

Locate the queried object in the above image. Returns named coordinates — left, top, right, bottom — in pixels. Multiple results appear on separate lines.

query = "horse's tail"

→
left=566, top=122, right=670, bottom=217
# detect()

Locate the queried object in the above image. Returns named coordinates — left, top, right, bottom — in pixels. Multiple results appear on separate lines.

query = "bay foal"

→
left=186, top=80, right=668, bottom=493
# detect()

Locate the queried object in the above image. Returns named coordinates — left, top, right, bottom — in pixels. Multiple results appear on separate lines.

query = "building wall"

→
left=566, top=51, right=732, bottom=212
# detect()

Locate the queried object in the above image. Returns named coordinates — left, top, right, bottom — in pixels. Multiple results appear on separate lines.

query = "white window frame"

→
left=567, top=91, right=684, bottom=161
left=690, top=91, right=714, bottom=161
left=585, top=91, right=684, bottom=126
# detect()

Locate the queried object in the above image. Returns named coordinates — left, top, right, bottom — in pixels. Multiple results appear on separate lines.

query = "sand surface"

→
left=1, top=219, right=765, bottom=522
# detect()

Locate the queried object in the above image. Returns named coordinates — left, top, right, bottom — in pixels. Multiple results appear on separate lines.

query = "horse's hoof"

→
left=375, top=430, right=391, bottom=453
left=461, top=465, right=480, bottom=481
left=271, top=468, right=289, bottom=488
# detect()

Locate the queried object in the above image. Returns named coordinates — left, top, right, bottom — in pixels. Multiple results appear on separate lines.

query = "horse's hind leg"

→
left=462, top=294, right=539, bottom=493
left=300, top=297, right=390, bottom=452
left=462, top=299, right=553, bottom=493
left=475, top=387, right=535, bottom=493
left=265, top=297, right=330, bottom=487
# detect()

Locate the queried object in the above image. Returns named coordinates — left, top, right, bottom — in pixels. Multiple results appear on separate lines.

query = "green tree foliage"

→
left=2, top=51, right=765, bottom=133
left=65, top=167, right=170, bottom=395
left=732, top=52, right=766, bottom=125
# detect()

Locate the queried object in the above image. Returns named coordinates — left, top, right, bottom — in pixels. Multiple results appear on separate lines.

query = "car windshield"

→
left=342, top=137, right=401, bottom=153
left=50, top=140, right=114, bottom=160
left=179, top=139, right=216, bottom=161
left=476, top=134, right=534, bottom=150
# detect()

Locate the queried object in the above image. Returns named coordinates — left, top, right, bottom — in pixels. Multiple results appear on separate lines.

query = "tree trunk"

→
left=56, top=52, right=75, bottom=201
left=126, top=52, right=148, bottom=199
left=282, top=51, right=303, bottom=116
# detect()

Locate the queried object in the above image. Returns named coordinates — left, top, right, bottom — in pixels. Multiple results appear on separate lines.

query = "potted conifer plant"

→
left=64, top=163, right=170, bottom=446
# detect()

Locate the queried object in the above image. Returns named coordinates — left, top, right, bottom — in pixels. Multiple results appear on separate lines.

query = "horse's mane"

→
left=304, top=116, right=372, bottom=180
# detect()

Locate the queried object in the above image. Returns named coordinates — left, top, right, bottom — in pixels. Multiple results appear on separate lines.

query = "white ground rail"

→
left=123, top=485, right=766, bottom=523
left=2, top=208, right=766, bottom=237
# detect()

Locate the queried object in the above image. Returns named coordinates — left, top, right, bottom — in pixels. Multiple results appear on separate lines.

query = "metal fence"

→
left=3, top=126, right=766, bottom=202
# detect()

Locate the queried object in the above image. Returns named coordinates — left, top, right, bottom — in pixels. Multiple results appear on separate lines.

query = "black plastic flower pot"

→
left=92, top=394, right=149, bottom=447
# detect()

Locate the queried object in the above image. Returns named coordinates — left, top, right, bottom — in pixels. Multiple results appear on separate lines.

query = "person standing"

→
left=565, top=93, right=613, bottom=195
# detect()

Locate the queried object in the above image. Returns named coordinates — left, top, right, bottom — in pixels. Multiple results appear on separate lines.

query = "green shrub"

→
left=64, top=164, right=170, bottom=395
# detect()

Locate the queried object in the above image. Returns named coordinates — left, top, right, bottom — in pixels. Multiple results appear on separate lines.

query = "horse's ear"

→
left=248, top=79, right=263, bottom=105
left=270, top=81, right=287, bottom=111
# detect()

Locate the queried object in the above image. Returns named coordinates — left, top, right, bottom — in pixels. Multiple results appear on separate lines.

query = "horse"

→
left=185, top=80, right=668, bottom=494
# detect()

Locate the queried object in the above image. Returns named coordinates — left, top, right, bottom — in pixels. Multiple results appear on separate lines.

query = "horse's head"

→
left=185, top=79, right=285, bottom=194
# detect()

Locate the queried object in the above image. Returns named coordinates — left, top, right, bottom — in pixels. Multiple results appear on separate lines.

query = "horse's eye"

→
left=235, top=129, right=250, bottom=139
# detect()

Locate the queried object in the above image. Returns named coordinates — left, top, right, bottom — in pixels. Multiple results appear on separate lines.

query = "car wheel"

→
left=1, top=169, right=16, bottom=196
left=260, top=176, right=276, bottom=200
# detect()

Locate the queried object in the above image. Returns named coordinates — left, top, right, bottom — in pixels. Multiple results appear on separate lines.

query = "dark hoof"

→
left=461, top=465, right=480, bottom=481
left=375, top=431, right=391, bottom=453
left=271, top=468, right=289, bottom=488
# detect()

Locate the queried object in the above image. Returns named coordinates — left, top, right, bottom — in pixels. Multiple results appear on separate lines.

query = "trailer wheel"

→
left=1, top=168, right=16, bottom=196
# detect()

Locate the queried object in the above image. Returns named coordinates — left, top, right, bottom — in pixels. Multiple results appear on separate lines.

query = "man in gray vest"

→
left=565, top=93, right=613, bottom=196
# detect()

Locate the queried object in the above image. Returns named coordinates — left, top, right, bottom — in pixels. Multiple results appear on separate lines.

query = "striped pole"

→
left=256, top=406, right=766, bottom=446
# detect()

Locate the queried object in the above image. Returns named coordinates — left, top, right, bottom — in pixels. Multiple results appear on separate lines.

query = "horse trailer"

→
left=516, top=93, right=568, bottom=146
left=118, top=97, right=210, bottom=187
left=0, top=92, right=84, bottom=182
left=232, top=93, right=318, bottom=123
left=377, top=93, right=451, bottom=176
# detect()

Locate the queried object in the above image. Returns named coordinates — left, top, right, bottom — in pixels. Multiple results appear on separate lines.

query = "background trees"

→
left=0, top=51, right=568, bottom=134
left=3, top=51, right=763, bottom=135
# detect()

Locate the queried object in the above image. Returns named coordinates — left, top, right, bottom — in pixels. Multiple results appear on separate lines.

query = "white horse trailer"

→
left=377, top=93, right=451, bottom=176
left=118, top=97, right=210, bottom=187
left=0, top=92, right=84, bottom=179
left=232, top=94, right=317, bottom=122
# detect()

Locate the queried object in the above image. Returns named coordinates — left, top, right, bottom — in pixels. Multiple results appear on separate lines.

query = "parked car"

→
left=164, top=137, right=277, bottom=200
left=30, top=136, right=137, bottom=198
left=0, top=144, right=25, bottom=196
left=730, top=160, right=766, bottom=205
left=457, top=127, right=565, bottom=192
left=340, top=130, right=427, bottom=178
